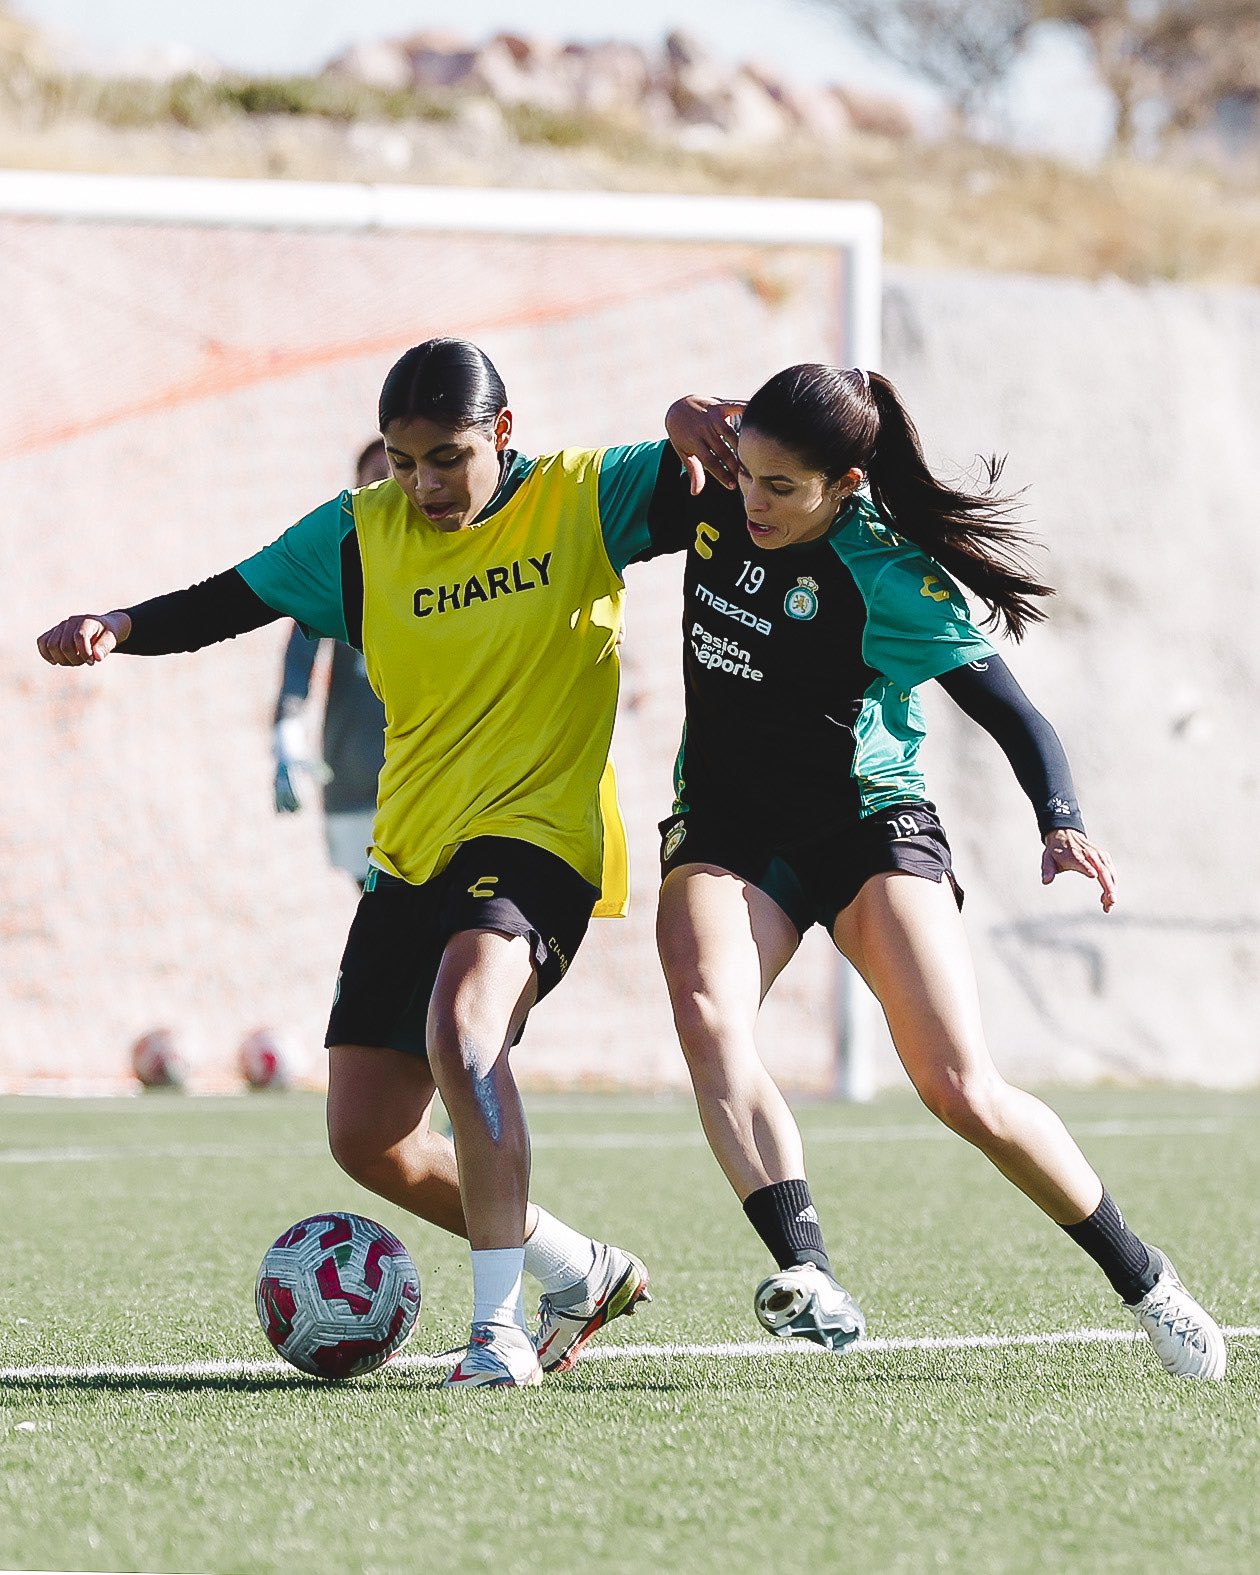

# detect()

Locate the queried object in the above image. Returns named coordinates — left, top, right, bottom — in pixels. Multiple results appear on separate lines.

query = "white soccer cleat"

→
left=1124, top=1248, right=1227, bottom=1381
left=534, top=1242, right=652, bottom=1374
left=754, top=1263, right=865, bottom=1352
left=443, top=1324, right=543, bottom=1390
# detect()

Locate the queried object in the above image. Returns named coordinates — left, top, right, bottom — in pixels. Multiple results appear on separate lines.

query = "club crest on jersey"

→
left=662, top=820, right=687, bottom=861
left=784, top=576, right=819, bottom=621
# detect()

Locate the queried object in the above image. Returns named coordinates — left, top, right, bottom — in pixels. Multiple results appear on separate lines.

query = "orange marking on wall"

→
left=0, top=262, right=743, bottom=461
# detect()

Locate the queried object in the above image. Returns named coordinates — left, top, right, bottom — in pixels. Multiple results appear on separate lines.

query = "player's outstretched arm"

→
left=665, top=395, right=746, bottom=494
left=39, top=570, right=291, bottom=672
left=937, top=654, right=1117, bottom=912
left=37, top=610, right=132, bottom=666
left=38, top=498, right=352, bottom=672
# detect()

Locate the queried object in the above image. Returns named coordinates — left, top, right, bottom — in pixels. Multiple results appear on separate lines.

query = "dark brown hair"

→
left=378, top=338, right=507, bottom=435
left=743, top=363, right=1051, bottom=639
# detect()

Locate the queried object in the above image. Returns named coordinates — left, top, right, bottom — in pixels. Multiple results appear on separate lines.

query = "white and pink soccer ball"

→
left=130, top=1028, right=188, bottom=1090
left=256, top=1211, right=421, bottom=1378
left=237, top=1027, right=300, bottom=1091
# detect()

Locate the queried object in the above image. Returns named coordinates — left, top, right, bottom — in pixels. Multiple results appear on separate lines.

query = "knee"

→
left=327, top=1107, right=418, bottom=1192
left=916, top=1069, right=1008, bottom=1145
left=667, top=982, right=726, bottom=1061
left=327, top=1109, right=390, bottom=1188
left=425, top=1013, right=493, bottom=1101
left=426, top=970, right=519, bottom=1086
left=669, top=987, right=761, bottom=1105
left=424, top=989, right=482, bottom=1078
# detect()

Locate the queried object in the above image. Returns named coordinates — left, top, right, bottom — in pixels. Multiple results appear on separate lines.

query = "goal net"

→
left=0, top=171, right=880, bottom=1094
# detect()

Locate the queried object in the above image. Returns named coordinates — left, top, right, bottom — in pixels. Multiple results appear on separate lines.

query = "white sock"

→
left=470, top=1248, right=528, bottom=1335
left=524, top=1207, right=599, bottom=1295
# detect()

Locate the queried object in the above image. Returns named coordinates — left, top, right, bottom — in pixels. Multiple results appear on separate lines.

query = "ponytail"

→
left=864, top=373, right=1050, bottom=641
left=743, top=364, right=1051, bottom=641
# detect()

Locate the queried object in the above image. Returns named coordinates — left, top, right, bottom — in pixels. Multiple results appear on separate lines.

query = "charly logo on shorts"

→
left=663, top=820, right=687, bottom=861
left=784, top=576, right=819, bottom=621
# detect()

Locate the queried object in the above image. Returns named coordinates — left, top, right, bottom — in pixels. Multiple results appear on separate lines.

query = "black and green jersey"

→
left=641, top=476, right=1000, bottom=831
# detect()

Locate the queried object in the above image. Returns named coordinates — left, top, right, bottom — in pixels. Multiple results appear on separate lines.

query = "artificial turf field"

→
left=0, top=1087, right=1256, bottom=1574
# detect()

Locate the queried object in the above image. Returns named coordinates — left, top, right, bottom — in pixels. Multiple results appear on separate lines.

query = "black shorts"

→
left=658, top=801, right=963, bottom=937
left=325, top=836, right=600, bottom=1057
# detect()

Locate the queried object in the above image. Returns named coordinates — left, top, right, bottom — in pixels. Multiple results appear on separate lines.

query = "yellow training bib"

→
left=355, top=451, right=631, bottom=916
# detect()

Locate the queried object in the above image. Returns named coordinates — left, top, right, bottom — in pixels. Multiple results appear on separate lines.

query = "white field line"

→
left=0, top=1118, right=1230, bottom=1166
left=2, top=1325, right=1258, bottom=1384
left=0, top=1143, right=328, bottom=1165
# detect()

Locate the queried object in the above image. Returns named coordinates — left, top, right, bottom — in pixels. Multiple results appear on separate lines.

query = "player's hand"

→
left=665, top=395, right=745, bottom=494
left=272, top=717, right=315, bottom=813
left=273, top=761, right=304, bottom=814
left=36, top=610, right=131, bottom=666
left=1042, top=828, right=1117, bottom=913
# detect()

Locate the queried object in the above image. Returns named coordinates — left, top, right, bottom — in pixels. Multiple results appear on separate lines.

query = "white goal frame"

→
left=0, top=167, right=882, bottom=1099
left=0, top=170, right=883, bottom=369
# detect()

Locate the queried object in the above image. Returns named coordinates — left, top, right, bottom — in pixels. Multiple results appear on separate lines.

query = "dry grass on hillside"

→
left=2, top=75, right=1258, bottom=287
left=713, top=137, right=1260, bottom=287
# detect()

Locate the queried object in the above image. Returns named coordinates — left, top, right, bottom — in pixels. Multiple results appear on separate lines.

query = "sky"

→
left=14, top=0, right=1115, bottom=159
left=19, top=0, right=924, bottom=90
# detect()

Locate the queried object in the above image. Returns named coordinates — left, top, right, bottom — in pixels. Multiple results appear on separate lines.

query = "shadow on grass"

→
left=0, top=1373, right=372, bottom=1395
left=2, top=1347, right=1077, bottom=1397
left=557, top=1365, right=964, bottom=1392
left=0, top=1371, right=705, bottom=1398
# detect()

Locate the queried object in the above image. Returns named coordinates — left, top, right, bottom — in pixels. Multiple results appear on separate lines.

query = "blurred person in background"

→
left=272, top=438, right=389, bottom=891
left=645, top=364, right=1227, bottom=1382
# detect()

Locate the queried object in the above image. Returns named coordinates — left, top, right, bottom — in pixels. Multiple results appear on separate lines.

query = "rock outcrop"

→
left=326, top=28, right=916, bottom=148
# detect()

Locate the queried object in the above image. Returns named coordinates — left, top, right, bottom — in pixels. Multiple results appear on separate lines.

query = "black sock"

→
left=1061, top=1189, right=1157, bottom=1303
left=743, top=1180, right=833, bottom=1276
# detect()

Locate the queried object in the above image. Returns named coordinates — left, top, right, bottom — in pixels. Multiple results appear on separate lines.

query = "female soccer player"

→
left=37, top=337, right=708, bottom=1389
left=645, top=363, right=1226, bottom=1380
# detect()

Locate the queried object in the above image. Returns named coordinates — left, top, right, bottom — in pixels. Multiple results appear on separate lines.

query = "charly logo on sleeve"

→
left=784, top=576, right=820, bottom=621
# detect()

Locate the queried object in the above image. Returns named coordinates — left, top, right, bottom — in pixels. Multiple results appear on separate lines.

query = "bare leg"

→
left=831, top=872, right=1102, bottom=1223
left=326, top=1045, right=468, bottom=1236
left=657, top=864, right=802, bottom=1199
left=426, top=927, right=538, bottom=1250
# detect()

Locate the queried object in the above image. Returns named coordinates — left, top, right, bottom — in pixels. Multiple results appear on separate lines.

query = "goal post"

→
left=0, top=168, right=881, bottom=1097
left=0, top=170, right=883, bottom=368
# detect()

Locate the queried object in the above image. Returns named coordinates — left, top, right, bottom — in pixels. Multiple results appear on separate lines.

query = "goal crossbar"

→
left=0, top=169, right=883, bottom=368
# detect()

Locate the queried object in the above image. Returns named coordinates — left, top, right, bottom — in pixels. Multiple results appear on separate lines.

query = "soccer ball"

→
left=238, top=1027, right=300, bottom=1091
left=256, top=1212, right=421, bottom=1378
left=130, top=1028, right=188, bottom=1090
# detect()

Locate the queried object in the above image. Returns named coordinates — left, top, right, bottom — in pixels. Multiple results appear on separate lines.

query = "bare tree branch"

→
left=1041, top=0, right=1260, bottom=150
left=807, top=0, right=1037, bottom=116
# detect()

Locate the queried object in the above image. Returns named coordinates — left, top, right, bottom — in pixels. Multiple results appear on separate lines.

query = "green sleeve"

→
left=235, top=493, right=354, bottom=645
left=862, top=552, right=997, bottom=690
left=596, top=441, right=673, bottom=574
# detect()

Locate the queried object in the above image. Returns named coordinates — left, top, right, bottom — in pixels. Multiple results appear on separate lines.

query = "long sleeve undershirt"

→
left=119, top=573, right=1085, bottom=839
left=935, top=656, right=1085, bottom=838
left=119, top=569, right=281, bottom=654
